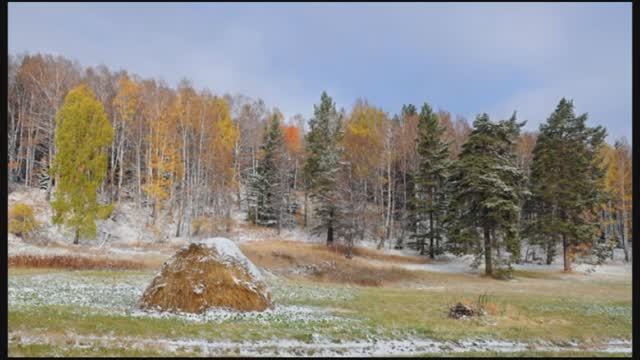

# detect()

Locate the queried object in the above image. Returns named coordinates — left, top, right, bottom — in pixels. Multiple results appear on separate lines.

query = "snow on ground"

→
left=9, top=186, right=632, bottom=280
left=10, top=331, right=631, bottom=357
left=8, top=270, right=350, bottom=324
left=129, top=304, right=351, bottom=324
left=8, top=267, right=632, bottom=356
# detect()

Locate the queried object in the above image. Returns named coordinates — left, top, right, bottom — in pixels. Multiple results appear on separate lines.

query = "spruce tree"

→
left=248, top=114, right=287, bottom=228
left=51, top=84, right=114, bottom=244
left=410, top=102, right=451, bottom=258
left=400, top=104, right=419, bottom=248
left=528, top=99, right=606, bottom=271
left=447, top=113, right=525, bottom=276
left=302, top=92, right=343, bottom=245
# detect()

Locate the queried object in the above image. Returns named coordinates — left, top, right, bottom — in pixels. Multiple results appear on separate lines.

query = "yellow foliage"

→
left=344, top=100, right=386, bottom=178
left=144, top=92, right=182, bottom=213
left=9, top=203, right=39, bottom=239
left=208, top=97, right=239, bottom=186
left=113, top=73, right=141, bottom=124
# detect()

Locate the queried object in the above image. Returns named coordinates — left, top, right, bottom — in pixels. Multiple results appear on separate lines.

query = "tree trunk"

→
left=546, top=239, right=554, bottom=265
left=484, top=227, right=492, bottom=276
left=327, top=208, right=334, bottom=245
left=116, top=136, right=125, bottom=203
left=618, top=210, right=629, bottom=262
left=304, top=189, right=308, bottom=228
left=562, top=234, right=571, bottom=272
left=136, top=144, right=142, bottom=210
left=175, top=208, right=182, bottom=237
left=429, top=211, right=434, bottom=259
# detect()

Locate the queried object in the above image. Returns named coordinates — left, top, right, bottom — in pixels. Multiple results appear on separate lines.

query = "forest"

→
left=7, top=52, right=632, bottom=278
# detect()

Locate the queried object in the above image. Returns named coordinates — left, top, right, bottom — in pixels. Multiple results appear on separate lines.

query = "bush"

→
left=96, top=204, right=114, bottom=220
left=9, top=203, right=39, bottom=239
left=493, top=265, right=514, bottom=280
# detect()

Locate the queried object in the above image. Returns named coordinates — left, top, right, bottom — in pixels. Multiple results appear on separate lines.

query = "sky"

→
left=9, top=2, right=632, bottom=142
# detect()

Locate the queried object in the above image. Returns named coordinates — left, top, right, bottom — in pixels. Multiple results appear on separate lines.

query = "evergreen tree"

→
left=400, top=104, right=419, bottom=247
left=527, top=99, right=606, bottom=271
left=410, top=102, right=451, bottom=258
left=248, top=113, right=287, bottom=229
left=447, top=113, right=525, bottom=276
left=303, top=92, right=343, bottom=245
left=51, top=84, right=114, bottom=244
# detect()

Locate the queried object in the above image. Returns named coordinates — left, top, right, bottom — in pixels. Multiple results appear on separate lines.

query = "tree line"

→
left=7, top=53, right=632, bottom=277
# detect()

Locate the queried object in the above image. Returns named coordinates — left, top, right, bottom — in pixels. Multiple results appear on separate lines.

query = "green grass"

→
left=342, top=286, right=631, bottom=342
left=8, top=267, right=632, bottom=356
left=9, top=342, right=199, bottom=357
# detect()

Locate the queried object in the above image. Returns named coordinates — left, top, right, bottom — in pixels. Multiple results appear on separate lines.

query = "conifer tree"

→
left=51, top=84, right=114, bottom=244
left=528, top=99, right=606, bottom=271
left=248, top=113, right=287, bottom=229
left=410, top=102, right=451, bottom=258
left=303, top=92, right=343, bottom=245
left=448, top=113, right=525, bottom=276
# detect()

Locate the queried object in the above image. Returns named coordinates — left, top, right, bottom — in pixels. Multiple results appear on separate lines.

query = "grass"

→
left=7, top=239, right=632, bottom=356
left=8, top=254, right=152, bottom=270
left=8, top=268, right=631, bottom=343
left=9, top=342, right=199, bottom=357
left=241, top=240, right=425, bottom=286
left=342, top=285, right=631, bottom=342
left=419, top=350, right=630, bottom=357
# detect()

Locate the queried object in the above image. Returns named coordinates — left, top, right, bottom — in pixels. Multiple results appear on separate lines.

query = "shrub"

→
left=493, top=265, right=514, bottom=280
left=9, top=203, right=39, bottom=239
left=96, top=204, right=114, bottom=220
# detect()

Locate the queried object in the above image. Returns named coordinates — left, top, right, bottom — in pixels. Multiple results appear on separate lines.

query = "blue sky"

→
left=9, top=3, right=632, bottom=142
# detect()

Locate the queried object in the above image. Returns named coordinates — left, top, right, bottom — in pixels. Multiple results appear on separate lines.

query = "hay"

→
left=138, top=238, right=272, bottom=313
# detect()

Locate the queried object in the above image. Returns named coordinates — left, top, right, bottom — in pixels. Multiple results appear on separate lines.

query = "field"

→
left=8, top=239, right=632, bottom=357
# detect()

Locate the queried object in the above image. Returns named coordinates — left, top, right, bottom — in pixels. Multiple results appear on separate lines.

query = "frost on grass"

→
left=8, top=272, right=149, bottom=310
left=8, top=270, right=354, bottom=325
left=129, top=304, right=351, bottom=324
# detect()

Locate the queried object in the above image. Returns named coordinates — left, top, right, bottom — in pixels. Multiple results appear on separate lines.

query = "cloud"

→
left=9, top=3, right=630, bottom=140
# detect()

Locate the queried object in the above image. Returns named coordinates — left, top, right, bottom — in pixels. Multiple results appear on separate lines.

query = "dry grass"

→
left=240, top=240, right=422, bottom=287
left=8, top=254, right=148, bottom=270
left=324, top=243, right=429, bottom=264
left=139, top=243, right=272, bottom=313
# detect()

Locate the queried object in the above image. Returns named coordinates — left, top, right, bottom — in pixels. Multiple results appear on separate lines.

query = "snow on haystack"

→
left=138, top=237, right=272, bottom=313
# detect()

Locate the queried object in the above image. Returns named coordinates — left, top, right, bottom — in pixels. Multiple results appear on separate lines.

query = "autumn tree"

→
left=601, top=138, right=632, bottom=261
left=112, top=73, right=142, bottom=203
left=51, top=84, right=114, bottom=244
left=143, top=86, right=182, bottom=225
left=343, top=99, right=386, bottom=244
left=392, top=104, right=420, bottom=249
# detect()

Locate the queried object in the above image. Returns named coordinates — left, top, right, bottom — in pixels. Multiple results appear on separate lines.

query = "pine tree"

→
left=248, top=113, right=287, bottom=228
left=447, top=113, right=525, bottom=276
left=409, top=102, right=451, bottom=258
left=303, top=92, right=343, bottom=245
left=51, top=84, right=114, bottom=244
left=528, top=99, right=607, bottom=271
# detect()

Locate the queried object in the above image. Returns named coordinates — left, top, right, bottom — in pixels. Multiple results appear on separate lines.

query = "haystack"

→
left=138, top=237, right=272, bottom=313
